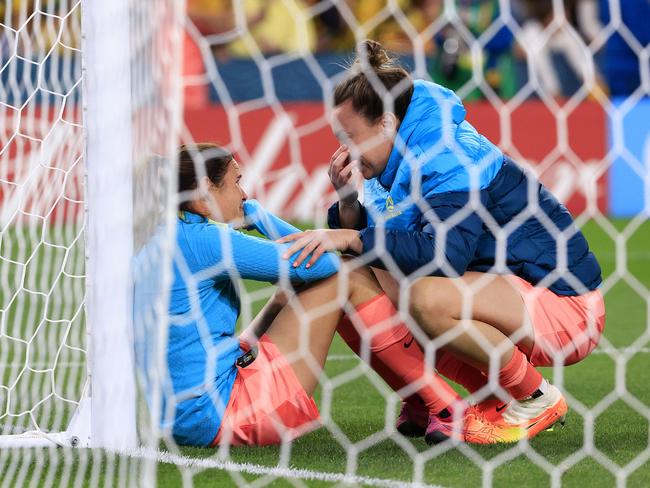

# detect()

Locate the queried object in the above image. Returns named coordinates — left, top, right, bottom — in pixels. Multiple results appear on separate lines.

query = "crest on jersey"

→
left=385, top=195, right=402, bottom=219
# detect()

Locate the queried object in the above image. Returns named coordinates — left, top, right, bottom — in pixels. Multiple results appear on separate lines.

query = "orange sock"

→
left=498, top=347, right=543, bottom=400
left=337, top=293, right=461, bottom=414
left=435, top=349, right=488, bottom=393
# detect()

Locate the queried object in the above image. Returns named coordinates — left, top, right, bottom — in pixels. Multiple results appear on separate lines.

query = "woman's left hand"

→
left=277, top=229, right=363, bottom=268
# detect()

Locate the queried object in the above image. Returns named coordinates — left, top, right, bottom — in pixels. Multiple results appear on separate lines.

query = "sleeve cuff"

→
left=327, top=202, right=343, bottom=229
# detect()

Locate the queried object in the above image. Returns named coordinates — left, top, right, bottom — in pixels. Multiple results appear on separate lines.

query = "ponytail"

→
left=333, top=40, right=413, bottom=122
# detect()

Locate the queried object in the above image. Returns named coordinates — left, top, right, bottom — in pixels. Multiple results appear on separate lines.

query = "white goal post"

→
left=83, top=0, right=136, bottom=450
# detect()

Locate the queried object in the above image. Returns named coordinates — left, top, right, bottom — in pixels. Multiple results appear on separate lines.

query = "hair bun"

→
left=359, top=39, right=392, bottom=69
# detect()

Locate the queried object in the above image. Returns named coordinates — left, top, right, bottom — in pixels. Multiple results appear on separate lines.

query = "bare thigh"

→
left=374, top=269, right=534, bottom=351
left=265, top=264, right=383, bottom=396
left=264, top=277, right=341, bottom=396
left=371, top=267, right=400, bottom=305
left=414, top=272, right=535, bottom=351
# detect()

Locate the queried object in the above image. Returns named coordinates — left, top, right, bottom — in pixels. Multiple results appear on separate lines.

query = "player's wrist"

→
left=339, top=195, right=359, bottom=208
left=335, top=184, right=358, bottom=206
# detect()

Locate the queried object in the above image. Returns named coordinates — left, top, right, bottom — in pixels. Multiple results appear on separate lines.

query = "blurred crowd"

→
left=1, top=1, right=646, bottom=101
left=188, top=0, right=649, bottom=99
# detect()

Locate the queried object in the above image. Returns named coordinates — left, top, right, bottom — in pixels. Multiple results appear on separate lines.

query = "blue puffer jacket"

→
left=329, top=79, right=602, bottom=296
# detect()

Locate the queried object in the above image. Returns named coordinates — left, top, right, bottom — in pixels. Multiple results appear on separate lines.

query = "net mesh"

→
left=0, top=0, right=183, bottom=478
left=0, top=0, right=85, bottom=438
left=1, top=0, right=649, bottom=486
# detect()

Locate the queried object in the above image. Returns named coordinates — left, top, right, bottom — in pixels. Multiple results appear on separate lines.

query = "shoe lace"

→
left=463, top=407, right=489, bottom=429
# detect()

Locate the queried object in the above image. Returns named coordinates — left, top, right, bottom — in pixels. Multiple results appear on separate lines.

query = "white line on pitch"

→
left=128, top=448, right=444, bottom=488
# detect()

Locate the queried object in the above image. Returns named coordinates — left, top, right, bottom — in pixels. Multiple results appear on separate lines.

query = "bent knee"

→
left=344, top=264, right=384, bottom=304
left=408, top=278, right=456, bottom=332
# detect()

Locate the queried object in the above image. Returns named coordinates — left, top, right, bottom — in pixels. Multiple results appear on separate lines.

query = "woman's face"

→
left=205, top=159, right=248, bottom=224
left=332, top=100, right=396, bottom=179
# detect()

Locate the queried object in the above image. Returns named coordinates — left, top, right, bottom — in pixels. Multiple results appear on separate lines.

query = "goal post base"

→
left=0, top=387, right=91, bottom=449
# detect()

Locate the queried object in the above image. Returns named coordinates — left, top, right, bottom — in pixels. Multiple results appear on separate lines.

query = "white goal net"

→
left=1, top=0, right=86, bottom=443
left=1, top=0, right=648, bottom=486
left=0, top=0, right=183, bottom=462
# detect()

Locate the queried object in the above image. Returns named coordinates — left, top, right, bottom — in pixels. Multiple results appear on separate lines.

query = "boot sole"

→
left=543, top=414, right=566, bottom=432
left=527, top=398, right=569, bottom=439
left=424, top=430, right=448, bottom=445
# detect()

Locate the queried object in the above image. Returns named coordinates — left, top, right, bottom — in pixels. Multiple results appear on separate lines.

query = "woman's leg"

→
left=370, top=268, right=491, bottom=392
left=339, top=268, right=468, bottom=430
left=331, top=267, right=505, bottom=444
left=408, top=273, right=543, bottom=399
left=409, top=272, right=534, bottom=367
left=408, top=272, right=567, bottom=440
left=228, top=265, right=505, bottom=445
left=265, top=264, right=484, bottom=444
left=264, top=266, right=379, bottom=395
left=216, top=268, right=383, bottom=446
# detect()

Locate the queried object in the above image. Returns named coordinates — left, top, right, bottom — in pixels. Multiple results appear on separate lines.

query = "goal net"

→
left=0, top=0, right=183, bottom=454
left=1, top=0, right=648, bottom=486
left=1, top=0, right=88, bottom=446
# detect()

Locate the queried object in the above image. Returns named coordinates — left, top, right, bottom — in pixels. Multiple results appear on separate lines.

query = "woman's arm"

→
left=278, top=190, right=484, bottom=276
left=277, top=228, right=362, bottom=268
left=238, top=288, right=288, bottom=346
left=193, top=223, right=340, bottom=283
left=327, top=200, right=368, bottom=230
left=243, top=199, right=301, bottom=239
left=339, top=201, right=362, bottom=228
left=328, top=144, right=366, bottom=229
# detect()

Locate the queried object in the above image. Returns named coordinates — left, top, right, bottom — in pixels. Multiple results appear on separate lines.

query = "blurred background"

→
left=185, top=0, right=645, bottom=100
left=2, top=0, right=648, bottom=222
left=179, top=0, right=650, bottom=222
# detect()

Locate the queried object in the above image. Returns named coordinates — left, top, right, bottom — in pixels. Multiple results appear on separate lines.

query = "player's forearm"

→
left=239, top=290, right=287, bottom=345
left=338, top=199, right=362, bottom=229
left=327, top=200, right=367, bottom=230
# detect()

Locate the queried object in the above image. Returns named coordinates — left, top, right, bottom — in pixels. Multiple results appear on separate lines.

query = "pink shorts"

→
left=508, top=276, right=606, bottom=366
left=211, top=337, right=320, bottom=447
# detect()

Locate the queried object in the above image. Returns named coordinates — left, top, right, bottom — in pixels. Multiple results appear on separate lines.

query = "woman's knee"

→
left=340, top=262, right=383, bottom=305
left=408, top=278, right=456, bottom=336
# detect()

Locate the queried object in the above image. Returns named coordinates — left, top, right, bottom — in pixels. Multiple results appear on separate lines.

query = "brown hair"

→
left=334, top=40, right=413, bottom=123
left=177, top=143, right=233, bottom=211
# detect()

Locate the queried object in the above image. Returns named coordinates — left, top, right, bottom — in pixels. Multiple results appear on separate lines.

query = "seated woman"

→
left=148, top=143, right=495, bottom=447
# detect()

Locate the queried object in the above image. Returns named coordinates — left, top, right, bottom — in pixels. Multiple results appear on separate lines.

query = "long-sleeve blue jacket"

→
left=329, top=79, right=601, bottom=296
left=139, top=200, right=339, bottom=446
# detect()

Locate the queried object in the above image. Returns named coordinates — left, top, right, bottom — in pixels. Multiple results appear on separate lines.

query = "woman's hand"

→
left=329, top=145, right=359, bottom=204
left=277, top=229, right=363, bottom=268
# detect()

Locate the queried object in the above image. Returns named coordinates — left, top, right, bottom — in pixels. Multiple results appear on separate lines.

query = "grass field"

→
left=1, top=218, right=649, bottom=487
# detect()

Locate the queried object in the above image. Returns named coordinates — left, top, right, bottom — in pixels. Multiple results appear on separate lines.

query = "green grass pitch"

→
left=1, top=218, right=649, bottom=487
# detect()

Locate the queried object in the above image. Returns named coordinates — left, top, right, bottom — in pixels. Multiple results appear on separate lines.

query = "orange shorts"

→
left=508, top=276, right=606, bottom=367
left=211, top=337, right=320, bottom=447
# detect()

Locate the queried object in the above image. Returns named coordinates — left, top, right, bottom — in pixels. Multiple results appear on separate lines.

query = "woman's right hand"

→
left=328, top=145, right=358, bottom=204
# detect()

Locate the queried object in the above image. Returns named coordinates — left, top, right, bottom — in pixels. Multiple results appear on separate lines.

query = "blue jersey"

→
left=329, top=79, right=601, bottom=295
left=158, top=200, right=338, bottom=446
